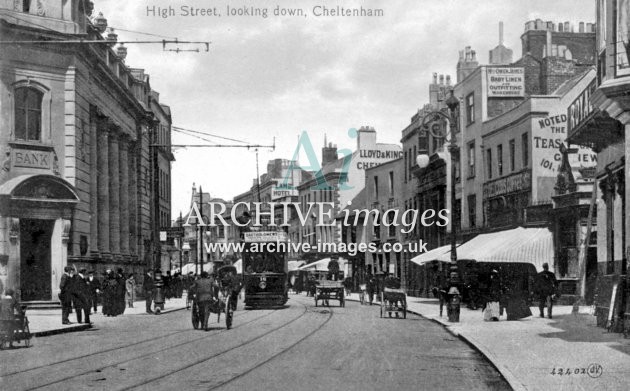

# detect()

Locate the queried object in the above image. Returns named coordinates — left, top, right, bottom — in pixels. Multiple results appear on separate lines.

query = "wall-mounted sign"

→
left=483, top=170, right=531, bottom=199
left=271, top=186, right=298, bottom=200
left=11, top=148, right=52, bottom=169
left=244, top=231, right=288, bottom=242
left=486, top=67, right=525, bottom=97
left=567, top=78, right=596, bottom=133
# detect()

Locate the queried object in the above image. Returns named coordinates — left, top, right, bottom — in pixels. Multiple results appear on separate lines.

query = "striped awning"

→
left=410, top=245, right=452, bottom=266
left=430, top=227, right=554, bottom=272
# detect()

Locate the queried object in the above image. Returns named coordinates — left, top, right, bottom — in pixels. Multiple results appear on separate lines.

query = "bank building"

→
left=0, top=1, right=173, bottom=305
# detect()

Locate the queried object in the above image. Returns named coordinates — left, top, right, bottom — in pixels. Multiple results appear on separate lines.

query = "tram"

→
left=241, top=230, right=289, bottom=307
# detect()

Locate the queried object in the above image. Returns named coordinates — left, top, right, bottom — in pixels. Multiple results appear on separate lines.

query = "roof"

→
left=429, top=227, right=554, bottom=272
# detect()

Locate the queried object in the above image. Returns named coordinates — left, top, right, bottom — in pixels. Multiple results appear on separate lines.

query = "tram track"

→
left=3, top=308, right=277, bottom=390
left=118, top=302, right=315, bottom=391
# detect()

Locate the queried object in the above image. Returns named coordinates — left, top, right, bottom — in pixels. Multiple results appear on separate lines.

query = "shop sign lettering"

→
left=12, top=149, right=52, bottom=169
left=483, top=171, right=531, bottom=199
left=486, top=67, right=525, bottom=97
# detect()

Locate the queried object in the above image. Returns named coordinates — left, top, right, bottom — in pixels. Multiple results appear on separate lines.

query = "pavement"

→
left=26, top=296, right=188, bottom=336
left=346, top=293, right=630, bottom=391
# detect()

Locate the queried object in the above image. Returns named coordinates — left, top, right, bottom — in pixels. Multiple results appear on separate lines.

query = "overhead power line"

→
left=172, top=126, right=250, bottom=144
left=0, top=38, right=210, bottom=52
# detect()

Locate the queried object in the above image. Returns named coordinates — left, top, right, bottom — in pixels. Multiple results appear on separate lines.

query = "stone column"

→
left=108, top=131, right=121, bottom=256
left=97, top=128, right=110, bottom=254
left=89, top=118, right=98, bottom=255
left=128, top=143, right=138, bottom=257
left=119, top=137, right=130, bottom=255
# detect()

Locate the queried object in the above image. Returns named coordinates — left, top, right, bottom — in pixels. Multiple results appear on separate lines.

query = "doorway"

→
left=20, top=219, right=54, bottom=301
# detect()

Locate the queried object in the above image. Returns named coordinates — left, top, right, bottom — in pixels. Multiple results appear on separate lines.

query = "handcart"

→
left=380, top=287, right=407, bottom=318
left=314, top=280, right=345, bottom=307
left=0, top=308, right=32, bottom=349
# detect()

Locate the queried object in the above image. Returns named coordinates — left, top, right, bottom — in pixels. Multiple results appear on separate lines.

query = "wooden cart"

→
left=314, top=280, right=345, bottom=307
left=380, top=287, right=407, bottom=318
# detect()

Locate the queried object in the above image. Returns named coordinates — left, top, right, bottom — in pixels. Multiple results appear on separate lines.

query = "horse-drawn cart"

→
left=314, top=280, right=345, bottom=307
left=380, top=287, right=406, bottom=318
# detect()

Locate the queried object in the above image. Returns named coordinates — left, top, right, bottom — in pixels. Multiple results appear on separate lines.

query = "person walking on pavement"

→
left=483, top=270, right=502, bottom=321
left=115, top=268, right=126, bottom=315
left=126, top=274, right=136, bottom=308
left=60, top=266, right=74, bottom=324
left=102, top=270, right=118, bottom=317
left=0, top=288, right=24, bottom=348
left=144, top=270, right=155, bottom=314
left=366, top=273, right=376, bottom=305
left=73, top=269, right=91, bottom=324
left=534, top=262, right=558, bottom=319
left=86, top=271, right=101, bottom=314
left=190, top=271, right=218, bottom=331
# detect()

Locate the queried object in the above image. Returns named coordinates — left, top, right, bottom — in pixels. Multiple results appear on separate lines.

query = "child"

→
left=1, top=289, right=23, bottom=348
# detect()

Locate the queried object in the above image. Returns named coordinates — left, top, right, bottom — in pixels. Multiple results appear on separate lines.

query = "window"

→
left=15, top=87, right=43, bottom=141
left=373, top=176, right=379, bottom=199
left=466, top=93, right=475, bottom=125
left=388, top=224, right=396, bottom=238
left=497, top=144, right=503, bottom=176
left=467, top=142, right=475, bottom=177
left=521, top=133, right=529, bottom=168
left=486, top=148, right=493, bottom=179
left=509, top=139, right=515, bottom=172
left=468, top=194, right=477, bottom=228
left=388, top=171, right=394, bottom=196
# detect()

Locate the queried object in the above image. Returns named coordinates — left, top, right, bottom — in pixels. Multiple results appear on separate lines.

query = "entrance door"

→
left=20, top=219, right=54, bottom=301
left=585, top=246, right=598, bottom=305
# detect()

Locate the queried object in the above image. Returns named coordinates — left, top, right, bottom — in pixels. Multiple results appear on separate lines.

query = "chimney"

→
left=322, top=137, right=338, bottom=166
left=579, top=22, right=584, bottom=33
left=446, top=75, right=451, bottom=86
left=499, top=21, right=504, bottom=45
left=433, top=72, right=438, bottom=84
left=564, top=21, right=570, bottom=32
left=439, top=74, right=444, bottom=85
left=471, top=50, right=477, bottom=61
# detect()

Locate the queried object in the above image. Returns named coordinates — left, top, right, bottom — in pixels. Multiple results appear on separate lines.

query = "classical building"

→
left=0, top=2, right=172, bottom=303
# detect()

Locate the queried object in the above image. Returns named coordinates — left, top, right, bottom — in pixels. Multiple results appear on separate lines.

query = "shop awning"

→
left=298, top=257, right=347, bottom=271
left=288, top=260, right=305, bottom=271
left=410, top=245, right=452, bottom=266
left=433, top=227, right=554, bottom=272
left=233, top=259, right=242, bottom=274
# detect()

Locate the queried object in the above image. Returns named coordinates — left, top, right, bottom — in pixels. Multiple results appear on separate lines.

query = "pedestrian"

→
left=366, top=273, right=376, bottom=305
left=0, top=288, right=23, bottom=348
left=86, top=271, right=101, bottom=314
left=115, top=268, right=126, bottom=315
left=534, top=262, right=558, bottom=319
left=190, top=271, right=218, bottom=331
left=73, top=268, right=91, bottom=324
left=126, top=274, right=136, bottom=308
left=59, top=266, right=74, bottom=324
left=143, top=269, right=155, bottom=314
left=164, top=270, right=172, bottom=300
left=102, top=270, right=118, bottom=317
left=483, top=270, right=502, bottom=321
left=504, top=270, right=532, bottom=321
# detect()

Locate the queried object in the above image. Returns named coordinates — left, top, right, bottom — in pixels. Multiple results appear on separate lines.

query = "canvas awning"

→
left=410, top=245, right=452, bottom=266
left=432, top=227, right=554, bottom=272
left=288, top=260, right=306, bottom=272
left=298, top=257, right=347, bottom=271
left=233, top=259, right=242, bottom=274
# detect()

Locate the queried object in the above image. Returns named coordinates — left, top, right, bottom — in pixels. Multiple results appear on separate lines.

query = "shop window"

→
left=466, top=93, right=475, bottom=125
left=15, top=87, right=43, bottom=141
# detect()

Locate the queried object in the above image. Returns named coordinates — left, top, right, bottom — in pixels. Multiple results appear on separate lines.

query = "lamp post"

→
left=415, top=89, right=460, bottom=266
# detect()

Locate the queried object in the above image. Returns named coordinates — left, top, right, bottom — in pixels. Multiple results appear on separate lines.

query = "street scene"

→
left=2, top=0, right=630, bottom=390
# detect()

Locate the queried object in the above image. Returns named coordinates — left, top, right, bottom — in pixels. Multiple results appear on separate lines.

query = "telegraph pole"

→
left=198, top=185, right=204, bottom=274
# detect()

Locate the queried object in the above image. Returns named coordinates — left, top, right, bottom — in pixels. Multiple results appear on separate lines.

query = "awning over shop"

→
left=233, top=259, right=242, bottom=274
left=432, top=227, right=554, bottom=272
left=410, top=245, right=452, bottom=266
left=298, top=257, right=347, bottom=271
left=288, top=260, right=305, bottom=272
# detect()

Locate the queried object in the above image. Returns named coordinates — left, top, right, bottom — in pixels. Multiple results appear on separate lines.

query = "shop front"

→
left=0, top=174, right=79, bottom=303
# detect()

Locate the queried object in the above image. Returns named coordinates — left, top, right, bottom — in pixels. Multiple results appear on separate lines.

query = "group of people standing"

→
left=101, top=269, right=134, bottom=317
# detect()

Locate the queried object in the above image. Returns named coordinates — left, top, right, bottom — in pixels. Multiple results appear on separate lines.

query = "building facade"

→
left=0, top=2, right=172, bottom=302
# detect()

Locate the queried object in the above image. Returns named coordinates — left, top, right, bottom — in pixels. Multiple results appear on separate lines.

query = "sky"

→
left=95, top=0, right=595, bottom=217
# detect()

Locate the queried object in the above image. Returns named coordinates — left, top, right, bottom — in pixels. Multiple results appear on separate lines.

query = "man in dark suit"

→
left=143, top=270, right=155, bottom=314
left=60, top=266, right=74, bottom=324
left=535, top=263, right=558, bottom=319
left=190, top=271, right=218, bottom=330
left=86, top=271, right=101, bottom=314
left=73, top=269, right=91, bottom=324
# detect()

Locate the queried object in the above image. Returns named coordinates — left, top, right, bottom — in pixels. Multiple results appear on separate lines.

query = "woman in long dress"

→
left=102, top=271, right=118, bottom=316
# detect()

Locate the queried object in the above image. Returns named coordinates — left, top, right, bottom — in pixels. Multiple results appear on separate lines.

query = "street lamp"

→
left=415, top=89, right=460, bottom=266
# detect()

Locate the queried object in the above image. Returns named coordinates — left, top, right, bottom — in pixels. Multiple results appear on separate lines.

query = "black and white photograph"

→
left=0, top=0, right=629, bottom=390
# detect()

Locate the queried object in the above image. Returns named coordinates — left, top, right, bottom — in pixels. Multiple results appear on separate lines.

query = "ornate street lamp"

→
left=415, top=89, right=460, bottom=266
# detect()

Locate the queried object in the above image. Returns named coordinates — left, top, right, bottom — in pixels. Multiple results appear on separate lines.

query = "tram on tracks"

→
left=241, top=230, right=289, bottom=308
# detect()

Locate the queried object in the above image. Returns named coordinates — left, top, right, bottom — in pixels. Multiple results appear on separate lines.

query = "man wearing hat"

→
left=73, top=268, right=91, bottom=324
left=86, top=271, right=101, bottom=314
left=59, top=266, right=74, bottom=324
left=190, top=271, right=217, bottom=330
left=143, top=270, right=155, bottom=314
left=534, top=263, right=558, bottom=319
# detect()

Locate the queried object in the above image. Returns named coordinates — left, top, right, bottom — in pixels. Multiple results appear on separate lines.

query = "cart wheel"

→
left=225, top=298, right=233, bottom=330
left=191, top=303, right=200, bottom=329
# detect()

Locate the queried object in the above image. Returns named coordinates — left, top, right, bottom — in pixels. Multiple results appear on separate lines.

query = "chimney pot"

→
left=579, top=21, right=585, bottom=33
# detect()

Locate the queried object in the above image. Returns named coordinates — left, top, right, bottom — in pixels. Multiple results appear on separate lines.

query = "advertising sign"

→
left=271, top=186, right=299, bottom=200
left=487, top=67, right=525, bottom=97
left=243, top=231, right=288, bottom=242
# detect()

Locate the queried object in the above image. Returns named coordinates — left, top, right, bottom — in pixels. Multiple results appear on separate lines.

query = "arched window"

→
left=15, top=87, right=43, bottom=141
